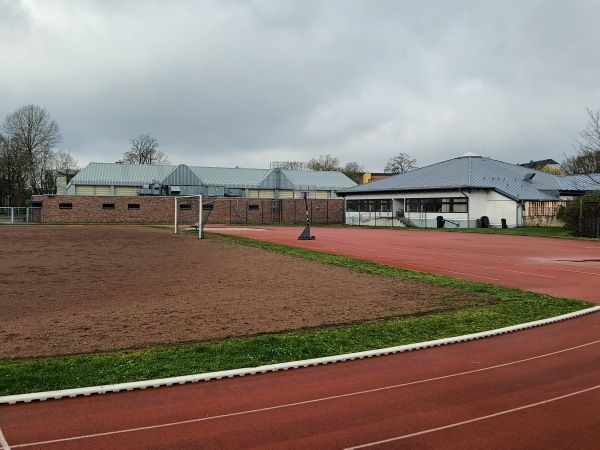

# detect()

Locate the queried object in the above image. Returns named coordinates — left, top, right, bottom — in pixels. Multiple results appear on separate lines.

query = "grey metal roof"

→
left=556, top=174, right=600, bottom=192
left=164, top=164, right=202, bottom=186
left=282, top=170, right=356, bottom=190
left=189, top=166, right=268, bottom=188
left=338, top=155, right=564, bottom=201
left=69, top=163, right=356, bottom=191
left=69, top=163, right=175, bottom=186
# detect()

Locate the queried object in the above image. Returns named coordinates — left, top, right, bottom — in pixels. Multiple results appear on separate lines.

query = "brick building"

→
left=35, top=195, right=346, bottom=225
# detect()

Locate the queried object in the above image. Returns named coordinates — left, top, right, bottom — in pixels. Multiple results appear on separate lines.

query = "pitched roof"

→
left=69, top=162, right=175, bottom=186
left=282, top=170, right=356, bottom=190
left=338, top=155, right=562, bottom=201
left=68, top=163, right=356, bottom=191
left=189, top=166, right=269, bottom=188
left=519, top=159, right=560, bottom=169
left=556, top=174, right=600, bottom=191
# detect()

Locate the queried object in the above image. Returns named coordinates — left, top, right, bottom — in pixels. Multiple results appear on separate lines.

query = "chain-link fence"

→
left=577, top=201, right=600, bottom=238
left=0, top=207, right=42, bottom=224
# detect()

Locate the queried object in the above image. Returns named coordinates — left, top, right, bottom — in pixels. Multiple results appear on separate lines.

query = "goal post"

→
left=174, top=194, right=203, bottom=239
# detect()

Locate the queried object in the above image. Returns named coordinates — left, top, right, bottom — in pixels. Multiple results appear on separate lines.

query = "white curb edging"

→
left=2, top=306, right=599, bottom=405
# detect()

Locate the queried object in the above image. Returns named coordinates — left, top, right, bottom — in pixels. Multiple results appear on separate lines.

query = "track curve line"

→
left=2, top=306, right=598, bottom=405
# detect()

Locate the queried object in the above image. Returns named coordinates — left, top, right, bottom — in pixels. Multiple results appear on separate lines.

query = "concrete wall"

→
left=471, top=190, right=519, bottom=227
left=38, top=195, right=345, bottom=224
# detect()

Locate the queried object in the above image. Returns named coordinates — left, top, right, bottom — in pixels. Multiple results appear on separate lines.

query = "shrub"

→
left=557, top=193, right=600, bottom=237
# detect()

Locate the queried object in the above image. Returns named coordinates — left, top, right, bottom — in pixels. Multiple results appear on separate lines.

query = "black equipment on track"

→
left=298, top=192, right=315, bottom=240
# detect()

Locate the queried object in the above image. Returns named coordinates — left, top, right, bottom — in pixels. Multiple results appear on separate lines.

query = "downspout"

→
left=274, top=167, right=281, bottom=199
left=344, top=197, right=347, bottom=225
left=459, top=188, right=469, bottom=227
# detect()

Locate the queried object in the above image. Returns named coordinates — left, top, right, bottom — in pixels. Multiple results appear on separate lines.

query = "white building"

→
left=337, top=153, right=600, bottom=228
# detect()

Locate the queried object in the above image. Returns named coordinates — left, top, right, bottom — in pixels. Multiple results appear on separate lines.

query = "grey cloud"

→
left=1, top=0, right=599, bottom=172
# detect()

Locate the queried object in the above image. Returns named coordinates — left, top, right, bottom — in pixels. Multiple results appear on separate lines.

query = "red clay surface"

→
left=0, top=225, right=493, bottom=359
left=1, top=225, right=599, bottom=448
left=1, top=312, right=598, bottom=448
left=206, top=225, right=600, bottom=303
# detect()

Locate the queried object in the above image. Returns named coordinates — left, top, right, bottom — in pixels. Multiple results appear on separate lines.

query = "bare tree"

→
left=2, top=105, right=62, bottom=195
left=273, top=160, right=307, bottom=170
left=53, top=150, right=79, bottom=185
left=306, top=154, right=341, bottom=171
left=563, top=108, right=600, bottom=174
left=121, top=134, right=170, bottom=165
left=384, top=152, right=417, bottom=174
left=54, top=150, right=79, bottom=173
left=0, top=135, right=27, bottom=205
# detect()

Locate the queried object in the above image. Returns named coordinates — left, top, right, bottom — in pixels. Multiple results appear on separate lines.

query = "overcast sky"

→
left=2, top=0, right=599, bottom=172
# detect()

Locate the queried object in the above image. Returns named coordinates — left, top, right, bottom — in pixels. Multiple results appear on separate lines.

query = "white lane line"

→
left=0, top=426, right=11, bottom=450
left=10, top=340, right=600, bottom=448
left=346, top=384, right=600, bottom=449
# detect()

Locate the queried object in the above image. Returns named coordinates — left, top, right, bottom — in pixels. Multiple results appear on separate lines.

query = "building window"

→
left=179, top=203, right=192, bottom=210
left=128, top=203, right=141, bottom=210
left=59, top=203, right=73, bottom=209
left=346, top=199, right=392, bottom=212
left=102, top=203, right=116, bottom=210
left=406, top=197, right=468, bottom=213
left=248, top=204, right=260, bottom=211
left=203, top=204, right=214, bottom=211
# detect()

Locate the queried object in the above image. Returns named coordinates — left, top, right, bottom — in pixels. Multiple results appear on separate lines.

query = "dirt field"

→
left=1, top=225, right=495, bottom=359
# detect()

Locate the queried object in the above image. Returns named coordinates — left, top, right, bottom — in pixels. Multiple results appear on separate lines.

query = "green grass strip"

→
left=0, top=233, right=592, bottom=397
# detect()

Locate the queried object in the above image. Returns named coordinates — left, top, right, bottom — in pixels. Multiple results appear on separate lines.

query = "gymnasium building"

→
left=30, top=162, right=356, bottom=224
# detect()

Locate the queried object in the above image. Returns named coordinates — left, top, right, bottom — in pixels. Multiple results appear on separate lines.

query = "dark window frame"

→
left=406, top=197, right=468, bottom=213
left=345, top=199, right=392, bottom=213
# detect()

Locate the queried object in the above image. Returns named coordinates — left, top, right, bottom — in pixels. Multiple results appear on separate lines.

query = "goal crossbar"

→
left=174, top=195, right=203, bottom=239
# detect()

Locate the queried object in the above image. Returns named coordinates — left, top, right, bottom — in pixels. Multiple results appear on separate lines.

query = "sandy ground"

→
left=0, top=225, right=494, bottom=359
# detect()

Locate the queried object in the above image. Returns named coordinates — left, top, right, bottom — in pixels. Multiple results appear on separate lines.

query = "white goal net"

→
left=174, top=195, right=203, bottom=239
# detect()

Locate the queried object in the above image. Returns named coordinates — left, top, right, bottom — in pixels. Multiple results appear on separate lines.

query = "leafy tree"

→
left=121, top=134, right=170, bottom=165
left=306, top=154, right=340, bottom=171
left=342, top=161, right=364, bottom=184
left=384, top=152, right=417, bottom=174
left=557, top=193, right=600, bottom=237
left=562, top=108, right=600, bottom=174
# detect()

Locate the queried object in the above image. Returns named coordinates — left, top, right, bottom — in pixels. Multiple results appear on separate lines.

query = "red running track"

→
left=1, top=226, right=599, bottom=448
left=1, top=313, right=599, bottom=448
left=205, top=225, right=600, bottom=303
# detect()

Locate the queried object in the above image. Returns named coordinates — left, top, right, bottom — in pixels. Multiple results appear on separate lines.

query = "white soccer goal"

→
left=174, top=195, right=203, bottom=239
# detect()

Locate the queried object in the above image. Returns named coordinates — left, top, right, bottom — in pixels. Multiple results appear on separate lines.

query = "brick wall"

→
left=39, top=195, right=346, bottom=224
